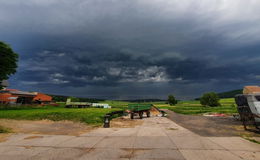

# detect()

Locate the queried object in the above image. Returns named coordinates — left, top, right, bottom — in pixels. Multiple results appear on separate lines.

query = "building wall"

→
left=0, top=90, right=52, bottom=105
left=0, top=93, right=18, bottom=104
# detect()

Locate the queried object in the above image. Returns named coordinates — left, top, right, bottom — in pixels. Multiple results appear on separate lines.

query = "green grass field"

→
left=0, top=98, right=238, bottom=126
left=103, top=100, right=130, bottom=109
left=104, top=98, right=238, bottom=115
left=0, top=105, right=121, bottom=126
left=154, top=98, right=237, bottom=115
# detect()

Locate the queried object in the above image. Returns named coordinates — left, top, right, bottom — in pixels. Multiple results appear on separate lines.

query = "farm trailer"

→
left=128, top=104, right=152, bottom=119
left=235, top=94, right=260, bottom=130
left=103, top=104, right=167, bottom=128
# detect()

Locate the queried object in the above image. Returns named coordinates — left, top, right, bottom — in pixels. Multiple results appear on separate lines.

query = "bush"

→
left=168, top=95, right=177, bottom=106
left=200, top=92, right=220, bottom=107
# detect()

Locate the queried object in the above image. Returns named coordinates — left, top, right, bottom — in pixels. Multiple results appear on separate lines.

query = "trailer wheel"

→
left=147, top=111, right=150, bottom=117
left=139, top=112, right=143, bottom=119
left=130, top=113, right=134, bottom=119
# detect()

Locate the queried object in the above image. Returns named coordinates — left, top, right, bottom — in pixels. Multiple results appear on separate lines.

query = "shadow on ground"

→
left=165, top=110, right=260, bottom=137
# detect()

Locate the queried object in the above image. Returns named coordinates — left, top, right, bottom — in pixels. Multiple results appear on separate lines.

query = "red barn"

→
left=33, top=92, right=52, bottom=104
left=0, top=89, right=52, bottom=105
left=0, top=89, right=36, bottom=104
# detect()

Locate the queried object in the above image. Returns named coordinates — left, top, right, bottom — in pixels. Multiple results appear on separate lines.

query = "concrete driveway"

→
left=0, top=117, right=259, bottom=160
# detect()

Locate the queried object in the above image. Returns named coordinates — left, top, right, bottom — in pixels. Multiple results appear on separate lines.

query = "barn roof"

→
left=243, top=86, right=260, bottom=94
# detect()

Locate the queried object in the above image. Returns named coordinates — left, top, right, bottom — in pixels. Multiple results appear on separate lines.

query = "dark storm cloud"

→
left=1, top=0, right=260, bottom=99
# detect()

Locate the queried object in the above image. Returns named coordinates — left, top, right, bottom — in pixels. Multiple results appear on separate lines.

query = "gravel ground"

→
left=165, top=110, right=260, bottom=137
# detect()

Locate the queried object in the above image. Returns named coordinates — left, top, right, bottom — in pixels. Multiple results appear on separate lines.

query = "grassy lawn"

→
left=167, top=105, right=237, bottom=115
left=105, top=98, right=238, bottom=115
left=219, top=98, right=236, bottom=105
left=103, top=100, right=166, bottom=109
left=104, top=99, right=238, bottom=115
left=154, top=98, right=237, bottom=115
left=0, top=98, right=238, bottom=125
left=0, top=105, right=121, bottom=126
left=103, top=100, right=130, bottom=109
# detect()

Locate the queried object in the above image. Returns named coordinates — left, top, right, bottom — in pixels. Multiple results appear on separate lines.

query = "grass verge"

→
left=155, top=98, right=237, bottom=115
left=242, top=136, right=260, bottom=144
left=0, top=105, right=121, bottom=126
left=167, top=105, right=237, bottom=115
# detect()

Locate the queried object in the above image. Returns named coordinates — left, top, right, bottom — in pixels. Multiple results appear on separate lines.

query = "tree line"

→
left=167, top=92, right=221, bottom=107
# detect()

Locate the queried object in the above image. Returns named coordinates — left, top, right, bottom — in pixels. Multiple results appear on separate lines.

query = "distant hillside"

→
left=48, top=95, right=68, bottom=102
left=48, top=94, right=104, bottom=103
left=217, top=89, right=243, bottom=98
left=195, top=89, right=243, bottom=100
left=122, top=99, right=166, bottom=102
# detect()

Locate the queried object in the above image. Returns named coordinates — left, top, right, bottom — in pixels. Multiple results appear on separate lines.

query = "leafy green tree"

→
left=200, top=92, right=220, bottom=107
left=0, top=41, right=18, bottom=88
left=168, top=94, right=177, bottom=105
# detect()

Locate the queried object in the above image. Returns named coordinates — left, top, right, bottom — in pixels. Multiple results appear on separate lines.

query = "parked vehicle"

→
left=65, top=98, right=91, bottom=108
left=92, top=103, right=111, bottom=108
left=127, top=104, right=152, bottom=119
left=65, top=98, right=111, bottom=108
left=235, top=94, right=260, bottom=130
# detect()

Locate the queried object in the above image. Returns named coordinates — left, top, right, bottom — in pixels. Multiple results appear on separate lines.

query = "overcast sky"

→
left=1, top=0, right=260, bottom=99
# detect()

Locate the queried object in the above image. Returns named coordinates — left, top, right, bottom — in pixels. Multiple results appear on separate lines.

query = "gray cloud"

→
left=1, top=0, right=260, bottom=99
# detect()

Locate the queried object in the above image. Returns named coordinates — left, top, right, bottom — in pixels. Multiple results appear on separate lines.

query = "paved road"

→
left=0, top=117, right=259, bottom=160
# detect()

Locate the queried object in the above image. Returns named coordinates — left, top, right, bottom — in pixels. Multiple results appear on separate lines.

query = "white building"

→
left=92, top=103, right=111, bottom=108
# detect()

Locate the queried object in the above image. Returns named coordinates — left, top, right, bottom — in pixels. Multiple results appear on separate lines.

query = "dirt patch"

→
left=165, top=110, right=260, bottom=137
left=166, top=127, right=178, bottom=130
left=110, top=116, right=143, bottom=128
left=0, top=133, right=11, bottom=142
left=0, top=119, right=95, bottom=136
left=24, top=136, right=44, bottom=140
left=110, top=107, right=161, bottom=128
left=150, top=107, right=161, bottom=116
left=119, top=148, right=133, bottom=159
left=24, top=146, right=33, bottom=149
